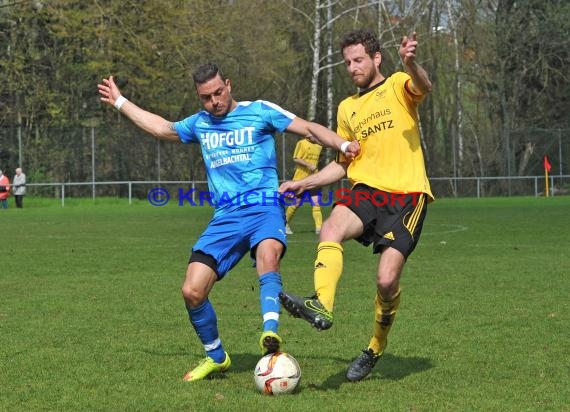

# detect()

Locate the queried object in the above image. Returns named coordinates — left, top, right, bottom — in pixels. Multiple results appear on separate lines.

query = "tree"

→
left=1, top=0, right=568, bottom=187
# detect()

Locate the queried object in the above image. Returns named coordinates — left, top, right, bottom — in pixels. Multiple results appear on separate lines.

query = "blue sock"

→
left=187, top=299, right=226, bottom=363
left=259, top=272, right=282, bottom=334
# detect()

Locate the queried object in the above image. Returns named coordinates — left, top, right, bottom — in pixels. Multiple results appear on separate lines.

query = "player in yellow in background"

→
left=285, top=137, right=323, bottom=235
left=279, top=28, right=433, bottom=382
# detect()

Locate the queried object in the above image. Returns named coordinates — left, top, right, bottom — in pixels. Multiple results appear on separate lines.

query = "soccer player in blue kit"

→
left=98, top=63, right=359, bottom=381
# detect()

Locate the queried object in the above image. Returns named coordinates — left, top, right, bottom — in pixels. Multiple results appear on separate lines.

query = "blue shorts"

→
left=192, top=204, right=287, bottom=278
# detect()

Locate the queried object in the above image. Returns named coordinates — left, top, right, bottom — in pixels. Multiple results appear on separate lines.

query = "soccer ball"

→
left=254, top=352, right=301, bottom=395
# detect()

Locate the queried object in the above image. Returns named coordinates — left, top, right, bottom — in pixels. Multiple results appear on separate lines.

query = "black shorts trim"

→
left=189, top=250, right=218, bottom=273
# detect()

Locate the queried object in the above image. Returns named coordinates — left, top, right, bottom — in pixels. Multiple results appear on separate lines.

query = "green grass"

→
left=1, top=197, right=569, bottom=411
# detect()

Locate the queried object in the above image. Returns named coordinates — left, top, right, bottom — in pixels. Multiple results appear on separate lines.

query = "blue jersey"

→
left=174, top=100, right=295, bottom=214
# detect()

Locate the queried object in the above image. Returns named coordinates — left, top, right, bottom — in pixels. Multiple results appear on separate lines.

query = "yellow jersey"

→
left=336, top=72, right=434, bottom=200
left=292, top=138, right=323, bottom=181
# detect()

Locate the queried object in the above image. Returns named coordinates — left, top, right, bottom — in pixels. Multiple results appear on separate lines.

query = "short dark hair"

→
left=192, top=63, right=226, bottom=85
left=340, top=29, right=381, bottom=58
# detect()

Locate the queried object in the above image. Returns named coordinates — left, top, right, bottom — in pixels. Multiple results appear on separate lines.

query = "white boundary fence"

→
left=22, top=174, right=570, bottom=207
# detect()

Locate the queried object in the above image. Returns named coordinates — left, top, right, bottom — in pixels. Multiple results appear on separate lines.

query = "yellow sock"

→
left=312, top=206, right=322, bottom=230
left=368, top=289, right=401, bottom=355
left=285, top=204, right=298, bottom=223
left=314, top=242, right=343, bottom=312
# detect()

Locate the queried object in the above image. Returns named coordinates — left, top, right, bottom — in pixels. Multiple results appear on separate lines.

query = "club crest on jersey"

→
left=375, top=89, right=387, bottom=99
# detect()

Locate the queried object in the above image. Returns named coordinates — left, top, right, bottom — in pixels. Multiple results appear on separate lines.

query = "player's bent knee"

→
left=254, top=241, right=283, bottom=271
left=377, top=279, right=398, bottom=298
left=181, top=285, right=207, bottom=307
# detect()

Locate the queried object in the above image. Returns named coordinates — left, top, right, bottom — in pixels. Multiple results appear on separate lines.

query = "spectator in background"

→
left=13, top=167, right=26, bottom=208
left=0, top=169, right=10, bottom=209
left=285, top=136, right=323, bottom=235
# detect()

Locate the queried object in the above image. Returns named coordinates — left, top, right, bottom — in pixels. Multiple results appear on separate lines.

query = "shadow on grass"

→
left=310, top=353, right=434, bottom=391
left=139, top=349, right=432, bottom=389
left=190, top=352, right=434, bottom=390
left=217, top=353, right=266, bottom=373
left=139, top=348, right=261, bottom=371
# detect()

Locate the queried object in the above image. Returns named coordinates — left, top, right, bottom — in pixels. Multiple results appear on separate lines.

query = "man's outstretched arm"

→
left=98, top=76, right=180, bottom=142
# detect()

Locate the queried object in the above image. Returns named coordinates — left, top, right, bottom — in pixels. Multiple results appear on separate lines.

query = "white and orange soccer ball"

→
left=253, top=352, right=301, bottom=395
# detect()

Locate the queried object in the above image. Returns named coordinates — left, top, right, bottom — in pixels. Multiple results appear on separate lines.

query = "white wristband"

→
left=340, top=141, right=350, bottom=154
left=114, top=96, right=127, bottom=110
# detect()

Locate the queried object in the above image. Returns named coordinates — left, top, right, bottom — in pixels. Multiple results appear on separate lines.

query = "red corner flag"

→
left=544, top=155, right=552, bottom=172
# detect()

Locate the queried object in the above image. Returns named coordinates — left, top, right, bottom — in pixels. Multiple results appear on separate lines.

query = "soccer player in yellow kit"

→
left=285, top=137, right=323, bottom=235
left=279, top=29, right=433, bottom=381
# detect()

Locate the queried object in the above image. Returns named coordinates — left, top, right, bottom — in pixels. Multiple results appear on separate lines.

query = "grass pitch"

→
left=1, top=196, right=569, bottom=411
